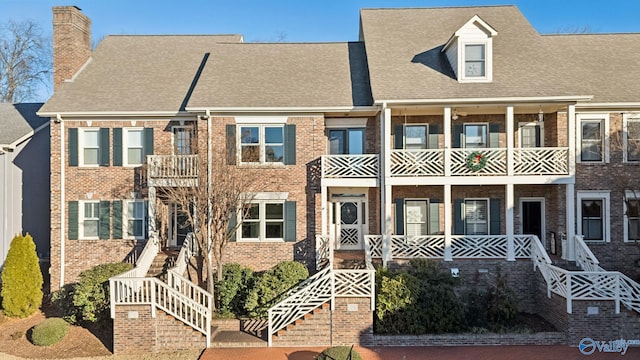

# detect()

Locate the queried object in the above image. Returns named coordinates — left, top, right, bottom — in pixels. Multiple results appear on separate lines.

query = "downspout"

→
left=58, top=114, right=65, bottom=288
left=206, top=110, right=212, bottom=268
left=2, top=148, right=7, bottom=266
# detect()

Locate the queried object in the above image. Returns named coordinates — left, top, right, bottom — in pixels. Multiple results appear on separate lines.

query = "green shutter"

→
left=228, top=210, right=236, bottom=242
left=490, top=199, right=501, bottom=235
left=453, top=199, right=464, bottom=235
left=68, top=128, right=78, bottom=166
left=284, top=201, right=297, bottom=242
left=489, top=124, right=500, bottom=148
left=113, top=128, right=123, bottom=166
left=99, top=128, right=110, bottom=166
left=112, top=200, right=122, bottom=239
left=394, top=125, right=404, bottom=149
left=99, top=201, right=111, bottom=240
left=284, top=124, right=296, bottom=165
left=429, top=199, right=441, bottom=235
left=144, top=128, right=154, bottom=159
left=428, top=125, right=439, bottom=149
left=452, top=124, right=463, bottom=148
left=68, top=201, right=79, bottom=240
left=394, top=198, right=404, bottom=235
left=144, top=201, right=149, bottom=238
left=226, top=125, right=236, bottom=165
left=535, top=125, right=541, bottom=147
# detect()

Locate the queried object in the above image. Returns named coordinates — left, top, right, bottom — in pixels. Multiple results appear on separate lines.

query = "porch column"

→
left=565, top=183, right=576, bottom=261
left=567, top=104, right=576, bottom=175
left=444, top=107, right=452, bottom=177
left=444, top=184, right=452, bottom=261
left=506, top=105, right=514, bottom=176
left=321, top=185, right=327, bottom=236
left=148, top=186, right=157, bottom=241
left=506, top=183, right=515, bottom=261
left=381, top=105, right=392, bottom=267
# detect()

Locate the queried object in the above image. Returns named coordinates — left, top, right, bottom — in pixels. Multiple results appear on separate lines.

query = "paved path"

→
left=200, top=345, right=639, bottom=360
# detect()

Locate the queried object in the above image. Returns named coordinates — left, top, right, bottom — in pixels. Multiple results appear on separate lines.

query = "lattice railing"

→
left=321, top=154, right=379, bottom=178
left=389, top=149, right=444, bottom=176
left=451, top=235, right=508, bottom=258
left=315, top=235, right=332, bottom=270
left=574, top=235, right=604, bottom=272
left=450, top=148, right=506, bottom=175
left=514, top=147, right=569, bottom=175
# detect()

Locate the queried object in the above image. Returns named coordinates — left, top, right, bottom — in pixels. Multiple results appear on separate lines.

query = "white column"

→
left=444, top=183, right=452, bottom=261
left=148, top=186, right=157, bottom=240
left=381, top=106, right=393, bottom=267
left=506, top=105, right=514, bottom=176
left=565, top=183, right=576, bottom=261
left=321, top=185, right=327, bottom=236
left=444, top=107, right=452, bottom=177
left=567, top=104, right=576, bottom=175
left=506, top=183, right=515, bottom=261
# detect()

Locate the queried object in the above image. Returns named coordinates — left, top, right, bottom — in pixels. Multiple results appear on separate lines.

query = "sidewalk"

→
left=200, top=345, right=639, bottom=360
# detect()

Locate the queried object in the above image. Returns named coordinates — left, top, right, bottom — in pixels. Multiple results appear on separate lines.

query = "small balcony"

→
left=321, top=154, right=379, bottom=179
left=147, top=155, right=198, bottom=187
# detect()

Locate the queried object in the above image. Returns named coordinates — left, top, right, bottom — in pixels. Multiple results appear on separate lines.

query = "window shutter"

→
left=99, top=201, right=111, bottom=240
left=394, top=198, right=405, bottom=235
left=284, top=201, right=297, bottom=242
left=227, top=211, right=236, bottom=242
left=428, top=125, right=439, bottom=149
left=144, top=128, right=154, bottom=159
left=284, top=124, right=296, bottom=165
left=144, top=200, right=149, bottom=238
left=113, top=128, right=123, bottom=166
left=68, top=128, right=78, bottom=166
left=226, top=125, right=236, bottom=165
left=429, top=198, right=441, bottom=235
left=393, top=125, right=404, bottom=149
left=453, top=199, right=464, bottom=235
left=112, top=200, right=122, bottom=239
left=99, top=128, right=110, bottom=166
left=490, top=198, right=501, bottom=235
left=535, top=125, right=541, bottom=147
left=489, top=124, right=500, bottom=148
left=453, top=124, right=463, bottom=148
left=68, top=201, right=79, bottom=240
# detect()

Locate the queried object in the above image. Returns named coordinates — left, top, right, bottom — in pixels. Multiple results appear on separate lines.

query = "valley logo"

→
left=579, top=338, right=640, bottom=355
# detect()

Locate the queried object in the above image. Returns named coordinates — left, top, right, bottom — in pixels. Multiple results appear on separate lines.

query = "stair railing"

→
left=574, top=235, right=604, bottom=272
left=166, top=232, right=212, bottom=313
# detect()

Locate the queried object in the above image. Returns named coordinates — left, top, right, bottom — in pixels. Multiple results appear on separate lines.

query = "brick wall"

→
left=272, top=303, right=332, bottom=346
left=113, top=304, right=206, bottom=354
left=332, top=297, right=373, bottom=346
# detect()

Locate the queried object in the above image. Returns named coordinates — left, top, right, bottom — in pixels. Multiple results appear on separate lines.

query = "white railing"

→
left=390, top=149, right=444, bottom=176
left=334, top=264, right=376, bottom=310
left=514, top=147, right=569, bottom=175
left=118, top=233, right=160, bottom=279
left=147, top=155, right=198, bottom=179
left=315, top=235, right=333, bottom=270
left=450, top=148, right=506, bottom=175
left=574, top=235, right=604, bottom=272
left=321, top=154, right=379, bottom=178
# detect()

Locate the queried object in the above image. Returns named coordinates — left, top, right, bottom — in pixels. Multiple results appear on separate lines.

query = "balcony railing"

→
left=387, top=147, right=569, bottom=177
left=321, top=154, right=379, bottom=178
left=147, top=155, right=198, bottom=182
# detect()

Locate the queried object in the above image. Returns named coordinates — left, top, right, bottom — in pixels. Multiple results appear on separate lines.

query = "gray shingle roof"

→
left=0, top=103, right=47, bottom=145
left=186, top=42, right=372, bottom=109
left=40, top=35, right=243, bottom=114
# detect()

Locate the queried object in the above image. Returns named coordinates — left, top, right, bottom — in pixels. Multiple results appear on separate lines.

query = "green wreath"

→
left=466, top=151, right=487, bottom=171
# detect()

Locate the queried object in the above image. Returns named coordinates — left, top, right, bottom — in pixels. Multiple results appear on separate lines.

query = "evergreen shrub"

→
left=31, top=317, right=68, bottom=346
left=215, top=263, right=254, bottom=316
left=1, top=234, right=43, bottom=318
left=244, top=261, right=309, bottom=317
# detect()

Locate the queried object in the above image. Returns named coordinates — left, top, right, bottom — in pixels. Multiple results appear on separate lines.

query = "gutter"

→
left=185, top=106, right=379, bottom=115
left=37, top=110, right=193, bottom=118
left=374, top=95, right=594, bottom=106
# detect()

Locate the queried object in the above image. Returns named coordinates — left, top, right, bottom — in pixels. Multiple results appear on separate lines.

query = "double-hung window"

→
left=124, top=128, right=144, bottom=166
left=578, top=115, right=608, bottom=163
left=239, top=125, right=284, bottom=163
left=241, top=201, right=284, bottom=241
left=81, top=201, right=100, bottom=239
left=465, top=199, right=489, bottom=235
left=577, top=191, right=610, bottom=242
left=464, top=124, right=488, bottom=148
left=125, top=200, right=146, bottom=239
left=464, top=44, right=486, bottom=78
left=404, top=125, right=428, bottom=150
left=624, top=116, right=640, bottom=162
left=80, top=129, right=100, bottom=166
left=405, top=200, right=428, bottom=236
left=625, top=191, right=640, bottom=243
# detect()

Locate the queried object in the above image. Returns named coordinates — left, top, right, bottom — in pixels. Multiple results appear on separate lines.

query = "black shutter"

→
left=394, top=198, right=405, bottom=235
left=453, top=199, right=465, bottom=235
left=99, top=201, right=111, bottom=240
left=68, top=201, right=79, bottom=240
left=112, top=200, right=123, bottom=239
left=284, top=124, right=296, bottom=165
left=226, top=125, right=236, bottom=165
left=453, top=124, right=463, bottom=148
left=144, top=128, right=154, bottom=158
left=284, top=201, right=297, bottom=242
left=490, top=199, right=501, bottom=235
left=228, top=210, right=236, bottom=242
left=113, top=128, right=122, bottom=166
left=394, top=125, right=404, bottom=149
left=428, top=125, right=439, bottom=149
left=489, top=124, right=500, bottom=148
left=99, top=128, right=110, bottom=166
left=535, top=125, right=541, bottom=147
left=429, top=198, right=441, bottom=235
left=68, top=128, right=78, bottom=166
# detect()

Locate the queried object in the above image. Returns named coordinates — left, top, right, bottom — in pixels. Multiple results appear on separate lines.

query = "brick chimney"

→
left=52, top=6, right=91, bottom=90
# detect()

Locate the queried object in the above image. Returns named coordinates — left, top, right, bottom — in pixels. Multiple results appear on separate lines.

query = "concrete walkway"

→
left=200, top=345, right=639, bottom=360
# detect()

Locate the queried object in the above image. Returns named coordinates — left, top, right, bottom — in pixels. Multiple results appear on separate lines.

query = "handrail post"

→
left=566, top=273, right=572, bottom=314
left=150, top=279, right=157, bottom=318
left=331, top=270, right=336, bottom=310
left=110, top=279, right=116, bottom=319
left=615, top=273, right=621, bottom=314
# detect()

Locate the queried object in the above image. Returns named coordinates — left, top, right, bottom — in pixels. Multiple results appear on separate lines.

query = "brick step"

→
left=210, top=330, right=266, bottom=348
left=146, top=250, right=178, bottom=278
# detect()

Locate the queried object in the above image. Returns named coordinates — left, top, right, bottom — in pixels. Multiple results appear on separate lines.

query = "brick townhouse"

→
left=38, top=5, right=640, bottom=352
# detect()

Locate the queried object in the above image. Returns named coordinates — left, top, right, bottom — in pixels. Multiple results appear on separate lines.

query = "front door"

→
left=168, top=203, right=192, bottom=248
left=330, top=198, right=367, bottom=250
left=521, top=199, right=544, bottom=247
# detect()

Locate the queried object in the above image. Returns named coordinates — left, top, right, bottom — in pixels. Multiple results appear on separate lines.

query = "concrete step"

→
left=210, top=330, right=267, bottom=348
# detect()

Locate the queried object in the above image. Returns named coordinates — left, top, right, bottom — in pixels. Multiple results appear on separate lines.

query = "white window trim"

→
left=459, top=40, right=493, bottom=83
left=124, top=199, right=146, bottom=240
left=576, top=113, right=609, bottom=164
left=123, top=127, right=144, bottom=167
left=624, top=190, right=640, bottom=243
left=464, top=198, right=490, bottom=235
left=577, top=191, right=610, bottom=243
left=518, top=122, right=544, bottom=147
left=463, top=122, right=489, bottom=148
left=79, top=128, right=100, bottom=167
left=79, top=200, right=100, bottom=240
left=238, top=199, right=285, bottom=242
left=171, top=125, right=193, bottom=155
left=623, top=113, right=640, bottom=163
left=237, top=124, right=285, bottom=164
left=325, top=118, right=368, bottom=128
left=403, top=123, right=429, bottom=150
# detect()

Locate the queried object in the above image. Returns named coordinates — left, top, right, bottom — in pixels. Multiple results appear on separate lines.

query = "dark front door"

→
left=522, top=201, right=543, bottom=242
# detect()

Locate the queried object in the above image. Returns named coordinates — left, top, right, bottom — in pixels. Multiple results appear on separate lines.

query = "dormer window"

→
left=443, top=15, right=497, bottom=83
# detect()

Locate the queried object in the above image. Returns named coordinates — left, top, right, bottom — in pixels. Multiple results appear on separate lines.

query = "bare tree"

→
left=0, top=19, right=51, bottom=103
left=162, top=143, right=257, bottom=308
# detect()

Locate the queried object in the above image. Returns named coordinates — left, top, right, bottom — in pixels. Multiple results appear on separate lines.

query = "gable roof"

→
left=0, top=103, right=47, bottom=146
left=186, top=42, right=372, bottom=109
left=39, top=35, right=243, bottom=115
